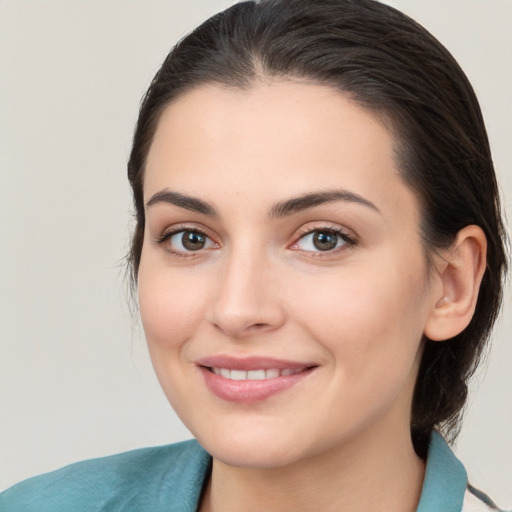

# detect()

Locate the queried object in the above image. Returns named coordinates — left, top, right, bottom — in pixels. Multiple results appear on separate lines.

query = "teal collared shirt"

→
left=0, top=432, right=501, bottom=511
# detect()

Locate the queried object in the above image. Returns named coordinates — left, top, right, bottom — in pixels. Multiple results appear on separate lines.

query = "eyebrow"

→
left=269, top=190, right=381, bottom=217
left=145, top=188, right=380, bottom=218
left=146, top=189, right=217, bottom=216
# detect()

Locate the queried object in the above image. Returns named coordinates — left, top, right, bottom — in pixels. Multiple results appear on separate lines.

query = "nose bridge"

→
left=209, top=240, right=284, bottom=337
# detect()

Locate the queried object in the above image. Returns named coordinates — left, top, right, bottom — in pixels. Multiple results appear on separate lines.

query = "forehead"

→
left=147, top=80, right=393, bottom=170
left=144, top=80, right=418, bottom=222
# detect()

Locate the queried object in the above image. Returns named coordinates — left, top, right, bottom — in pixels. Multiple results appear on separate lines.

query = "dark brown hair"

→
left=127, top=0, right=507, bottom=457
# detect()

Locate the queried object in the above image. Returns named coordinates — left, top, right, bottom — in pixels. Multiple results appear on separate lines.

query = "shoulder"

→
left=0, top=439, right=211, bottom=512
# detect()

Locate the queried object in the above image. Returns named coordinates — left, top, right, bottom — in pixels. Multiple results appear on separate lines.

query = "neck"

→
left=200, top=422, right=425, bottom=512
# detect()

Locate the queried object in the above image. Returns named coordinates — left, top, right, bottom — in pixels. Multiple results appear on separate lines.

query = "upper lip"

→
left=195, top=355, right=317, bottom=371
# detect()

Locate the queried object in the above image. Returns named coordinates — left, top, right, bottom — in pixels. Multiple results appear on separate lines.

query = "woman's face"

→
left=138, top=81, right=442, bottom=468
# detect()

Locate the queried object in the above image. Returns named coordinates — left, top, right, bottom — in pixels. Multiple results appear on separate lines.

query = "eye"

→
left=159, top=229, right=217, bottom=254
left=293, top=229, right=353, bottom=253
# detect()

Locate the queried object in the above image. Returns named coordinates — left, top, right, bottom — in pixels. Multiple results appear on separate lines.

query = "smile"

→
left=208, top=368, right=304, bottom=380
left=196, top=357, right=317, bottom=403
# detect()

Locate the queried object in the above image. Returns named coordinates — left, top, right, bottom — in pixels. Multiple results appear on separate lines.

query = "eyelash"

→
left=291, top=225, right=357, bottom=256
left=155, top=225, right=217, bottom=258
left=154, top=224, right=357, bottom=258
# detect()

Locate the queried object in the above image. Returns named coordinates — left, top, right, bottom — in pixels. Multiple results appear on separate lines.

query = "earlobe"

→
left=424, top=225, right=487, bottom=342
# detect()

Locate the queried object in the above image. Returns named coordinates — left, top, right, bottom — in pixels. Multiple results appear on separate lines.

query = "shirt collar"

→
left=416, top=431, right=468, bottom=512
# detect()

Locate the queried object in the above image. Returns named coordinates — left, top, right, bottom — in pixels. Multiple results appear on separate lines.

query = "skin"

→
left=137, top=80, right=485, bottom=512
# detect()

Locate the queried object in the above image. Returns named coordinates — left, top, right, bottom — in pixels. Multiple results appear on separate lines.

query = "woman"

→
left=1, top=0, right=508, bottom=510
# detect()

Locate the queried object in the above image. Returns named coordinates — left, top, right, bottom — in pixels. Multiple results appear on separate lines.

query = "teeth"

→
left=247, top=370, right=266, bottom=380
left=230, top=370, right=247, bottom=381
left=210, top=367, right=304, bottom=380
left=265, top=369, right=280, bottom=379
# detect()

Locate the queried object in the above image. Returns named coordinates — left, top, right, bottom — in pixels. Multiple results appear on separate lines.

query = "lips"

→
left=196, top=356, right=317, bottom=403
left=210, top=367, right=304, bottom=380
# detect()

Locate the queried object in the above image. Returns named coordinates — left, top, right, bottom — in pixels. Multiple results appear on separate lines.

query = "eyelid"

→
left=289, top=223, right=357, bottom=254
left=154, top=223, right=220, bottom=256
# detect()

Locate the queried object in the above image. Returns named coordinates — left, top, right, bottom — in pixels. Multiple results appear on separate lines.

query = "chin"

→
left=194, top=426, right=308, bottom=469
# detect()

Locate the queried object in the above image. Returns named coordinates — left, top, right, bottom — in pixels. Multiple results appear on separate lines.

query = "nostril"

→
left=248, top=323, right=269, bottom=330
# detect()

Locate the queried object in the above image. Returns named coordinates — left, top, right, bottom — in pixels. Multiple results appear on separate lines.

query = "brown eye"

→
left=294, top=229, right=352, bottom=253
left=165, top=229, right=216, bottom=253
left=181, top=231, right=206, bottom=251
left=312, top=231, right=338, bottom=251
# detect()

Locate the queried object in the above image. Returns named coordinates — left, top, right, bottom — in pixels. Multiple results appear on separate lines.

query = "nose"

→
left=207, top=246, right=286, bottom=339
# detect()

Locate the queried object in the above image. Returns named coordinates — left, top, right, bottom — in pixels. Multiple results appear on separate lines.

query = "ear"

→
left=424, top=225, right=487, bottom=342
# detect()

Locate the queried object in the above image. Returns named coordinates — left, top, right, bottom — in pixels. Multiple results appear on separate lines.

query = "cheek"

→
left=137, top=260, right=208, bottom=350
left=136, top=258, right=213, bottom=411
left=290, top=255, right=430, bottom=362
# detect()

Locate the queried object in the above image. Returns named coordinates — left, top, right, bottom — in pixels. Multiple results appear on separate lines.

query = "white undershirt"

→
left=462, top=489, right=496, bottom=512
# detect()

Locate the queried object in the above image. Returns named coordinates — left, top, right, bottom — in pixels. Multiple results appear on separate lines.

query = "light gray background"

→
left=1, top=0, right=511, bottom=506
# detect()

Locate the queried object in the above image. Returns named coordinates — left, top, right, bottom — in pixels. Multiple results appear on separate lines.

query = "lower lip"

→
left=199, top=366, right=315, bottom=403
